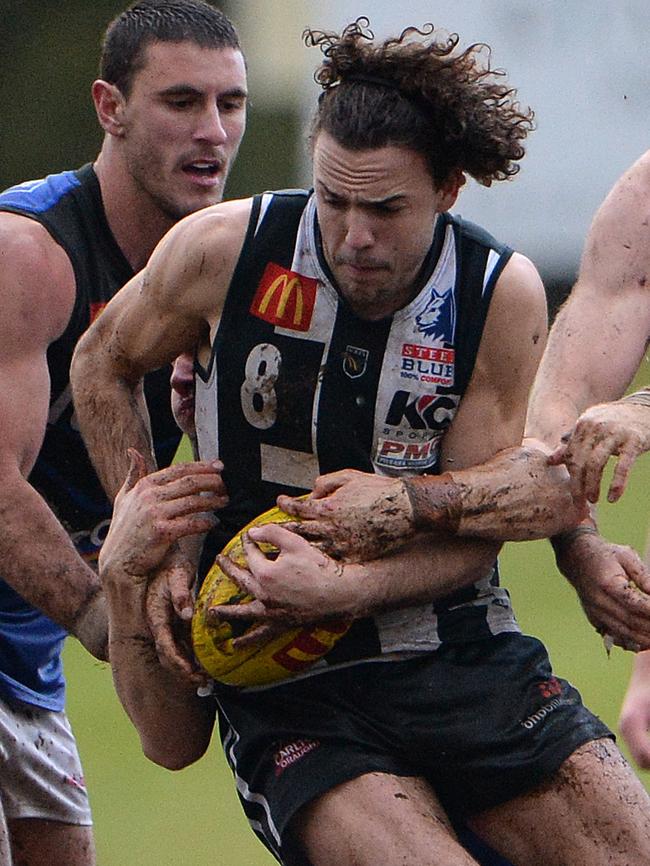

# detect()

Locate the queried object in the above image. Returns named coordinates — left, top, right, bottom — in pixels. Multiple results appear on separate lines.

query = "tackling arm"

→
left=526, top=151, right=650, bottom=496
left=282, top=253, right=577, bottom=558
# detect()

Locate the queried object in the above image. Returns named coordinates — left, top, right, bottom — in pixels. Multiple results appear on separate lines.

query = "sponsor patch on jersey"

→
left=400, top=343, right=455, bottom=386
left=415, top=286, right=456, bottom=342
left=374, top=434, right=442, bottom=470
left=385, top=391, right=460, bottom=432
left=250, top=263, right=317, bottom=332
left=342, top=345, right=369, bottom=379
left=274, top=739, right=321, bottom=776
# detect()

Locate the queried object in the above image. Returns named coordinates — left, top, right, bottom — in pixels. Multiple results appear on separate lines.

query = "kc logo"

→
left=250, top=263, right=317, bottom=332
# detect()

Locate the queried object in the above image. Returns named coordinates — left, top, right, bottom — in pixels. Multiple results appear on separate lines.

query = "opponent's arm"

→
left=98, top=450, right=225, bottom=767
left=0, top=215, right=107, bottom=659
left=527, top=150, right=650, bottom=498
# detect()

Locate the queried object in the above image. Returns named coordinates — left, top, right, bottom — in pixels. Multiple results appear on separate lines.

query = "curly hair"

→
left=305, top=18, right=534, bottom=188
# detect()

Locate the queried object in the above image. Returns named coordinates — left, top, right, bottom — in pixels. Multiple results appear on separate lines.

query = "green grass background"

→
left=64, top=368, right=649, bottom=866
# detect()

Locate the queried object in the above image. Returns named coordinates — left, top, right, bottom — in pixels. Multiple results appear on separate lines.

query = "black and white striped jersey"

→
left=196, top=189, right=521, bottom=678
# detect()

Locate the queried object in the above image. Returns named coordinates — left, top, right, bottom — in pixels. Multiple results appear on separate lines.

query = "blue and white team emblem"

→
left=415, top=286, right=456, bottom=342
left=343, top=345, right=369, bottom=379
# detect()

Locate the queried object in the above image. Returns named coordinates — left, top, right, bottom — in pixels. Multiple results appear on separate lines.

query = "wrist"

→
left=338, top=561, right=380, bottom=619
left=402, top=472, right=463, bottom=533
left=72, top=588, right=109, bottom=661
left=550, top=521, right=599, bottom=557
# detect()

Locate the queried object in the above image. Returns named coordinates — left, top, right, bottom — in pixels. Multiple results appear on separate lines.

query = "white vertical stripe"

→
left=254, top=193, right=274, bottom=235
left=482, top=249, right=501, bottom=296
left=219, top=707, right=283, bottom=853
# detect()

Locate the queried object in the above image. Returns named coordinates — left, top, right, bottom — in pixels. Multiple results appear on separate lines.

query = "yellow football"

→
left=191, top=503, right=351, bottom=687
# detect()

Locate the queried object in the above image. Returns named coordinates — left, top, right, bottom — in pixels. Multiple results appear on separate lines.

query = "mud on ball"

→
left=191, top=503, right=351, bottom=687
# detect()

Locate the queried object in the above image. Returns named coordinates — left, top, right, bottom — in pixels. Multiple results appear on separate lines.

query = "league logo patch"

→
left=250, top=263, right=317, bottom=332
left=415, top=286, right=455, bottom=342
left=342, top=345, right=369, bottom=379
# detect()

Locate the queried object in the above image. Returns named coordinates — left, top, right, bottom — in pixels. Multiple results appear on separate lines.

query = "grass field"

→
left=64, top=370, right=650, bottom=865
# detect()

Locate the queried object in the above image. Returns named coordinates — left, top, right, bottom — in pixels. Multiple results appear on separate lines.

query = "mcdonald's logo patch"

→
left=250, top=263, right=317, bottom=332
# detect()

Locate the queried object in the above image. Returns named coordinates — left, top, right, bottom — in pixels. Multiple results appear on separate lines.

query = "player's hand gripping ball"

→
left=191, top=503, right=351, bottom=687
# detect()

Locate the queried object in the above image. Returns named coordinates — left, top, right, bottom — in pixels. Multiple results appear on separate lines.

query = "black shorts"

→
left=215, top=633, right=612, bottom=864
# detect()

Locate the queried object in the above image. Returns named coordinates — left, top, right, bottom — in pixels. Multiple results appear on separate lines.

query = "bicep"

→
left=74, top=208, right=242, bottom=380
left=0, top=345, right=51, bottom=477
left=527, top=156, right=650, bottom=444
left=0, top=219, right=75, bottom=474
left=441, top=253, right=547, bottom=470
left=78, top=269, right=204, bottom=384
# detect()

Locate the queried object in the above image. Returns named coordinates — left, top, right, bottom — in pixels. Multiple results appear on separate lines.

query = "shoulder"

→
left=492, top=252, right=547, bottom=321
left=479, top=252, right=547, bottom=374
left=136, top=197, right=255, bottom=320
left=0, top=211, right=76, bottom=343
left=580, top=151, right=650, bottom=290
left=149, top=198, right=254, bottom=281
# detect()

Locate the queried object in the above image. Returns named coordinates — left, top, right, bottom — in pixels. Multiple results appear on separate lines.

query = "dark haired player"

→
left=0, top=2, right=241, bottom=862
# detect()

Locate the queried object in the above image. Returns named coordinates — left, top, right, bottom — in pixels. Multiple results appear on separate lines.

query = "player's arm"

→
left=526, top=150, right=650, bottom=498
left=98, top=450, right=224, bottom=767
left=281, top=252, right=581, bottom=561
left=71, top=199, right=251, bottom=499
left=0, top=214, right=107, bottom=658
left=280, top=256, right=583, bottom=557
left=217, top=254, right=551, bottom=622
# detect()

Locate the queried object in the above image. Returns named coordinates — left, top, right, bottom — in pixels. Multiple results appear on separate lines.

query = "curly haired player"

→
left=73, top=19, right=650, bottom=866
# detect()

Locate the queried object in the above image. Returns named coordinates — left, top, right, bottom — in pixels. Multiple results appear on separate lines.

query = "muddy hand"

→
left=146, top=559, right=207, bottom=685
left=101, top=449, right=228, bottom=578
left=278, top=469, right=416, bottom=562
left=548, top=402, right=650, bottom=503
left=554, top=530, right=650, bottom=650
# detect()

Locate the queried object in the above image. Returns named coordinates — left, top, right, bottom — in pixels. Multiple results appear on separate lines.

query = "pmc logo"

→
left=250, top=263, right=317, bottom=332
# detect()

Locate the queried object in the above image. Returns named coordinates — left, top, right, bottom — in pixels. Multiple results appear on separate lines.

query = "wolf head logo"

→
left=415, top=287, right=455, bottom=341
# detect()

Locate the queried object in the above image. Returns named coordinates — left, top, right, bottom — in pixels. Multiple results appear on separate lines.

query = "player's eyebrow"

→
left=158, top=84, right=248, bottom=100
left=318, top=181, right=406, bottom=207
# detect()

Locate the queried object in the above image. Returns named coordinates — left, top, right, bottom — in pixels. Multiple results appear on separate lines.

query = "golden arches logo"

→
left=258, top=274, right=304, bottom=326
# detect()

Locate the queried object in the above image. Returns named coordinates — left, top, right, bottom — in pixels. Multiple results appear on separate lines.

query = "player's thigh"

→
left=469, top=738, right=650, bottom=866
left=292, top=772, right=481, bottom=866
left=8, top=819, right=95, bottom=866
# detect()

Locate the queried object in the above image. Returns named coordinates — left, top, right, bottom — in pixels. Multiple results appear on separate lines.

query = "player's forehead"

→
left=132, top=40, right=247, bottom=97
left=312, top=131, right=432, bottom=204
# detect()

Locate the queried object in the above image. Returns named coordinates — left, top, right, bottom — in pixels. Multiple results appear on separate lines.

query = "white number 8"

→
left=240, top=343, right=281, bottom=430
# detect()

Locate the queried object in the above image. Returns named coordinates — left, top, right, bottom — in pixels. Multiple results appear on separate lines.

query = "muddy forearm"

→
left=0, top=474, right=107, bottom=655
left=71, top=341, right=156, bottom=500
left=403, top=445, right=583, bottom=541
left=103, top=568, right=212, bottom=769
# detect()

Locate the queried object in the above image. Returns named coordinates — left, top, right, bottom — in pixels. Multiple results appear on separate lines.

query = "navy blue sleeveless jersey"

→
left=196, top=190, right=521, bottom=682
left=0, top=165, right=181, bottom=709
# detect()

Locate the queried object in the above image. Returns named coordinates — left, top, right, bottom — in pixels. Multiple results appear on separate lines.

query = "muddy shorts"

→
left=0, top=694, right=92, bottom=824
left=214, top=633, right=611, bottom=864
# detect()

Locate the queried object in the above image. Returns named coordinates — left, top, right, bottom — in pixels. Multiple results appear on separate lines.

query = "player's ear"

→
left=92, top=79, right=127, bottom=137
left=436, top=170, right=466, bottom=212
